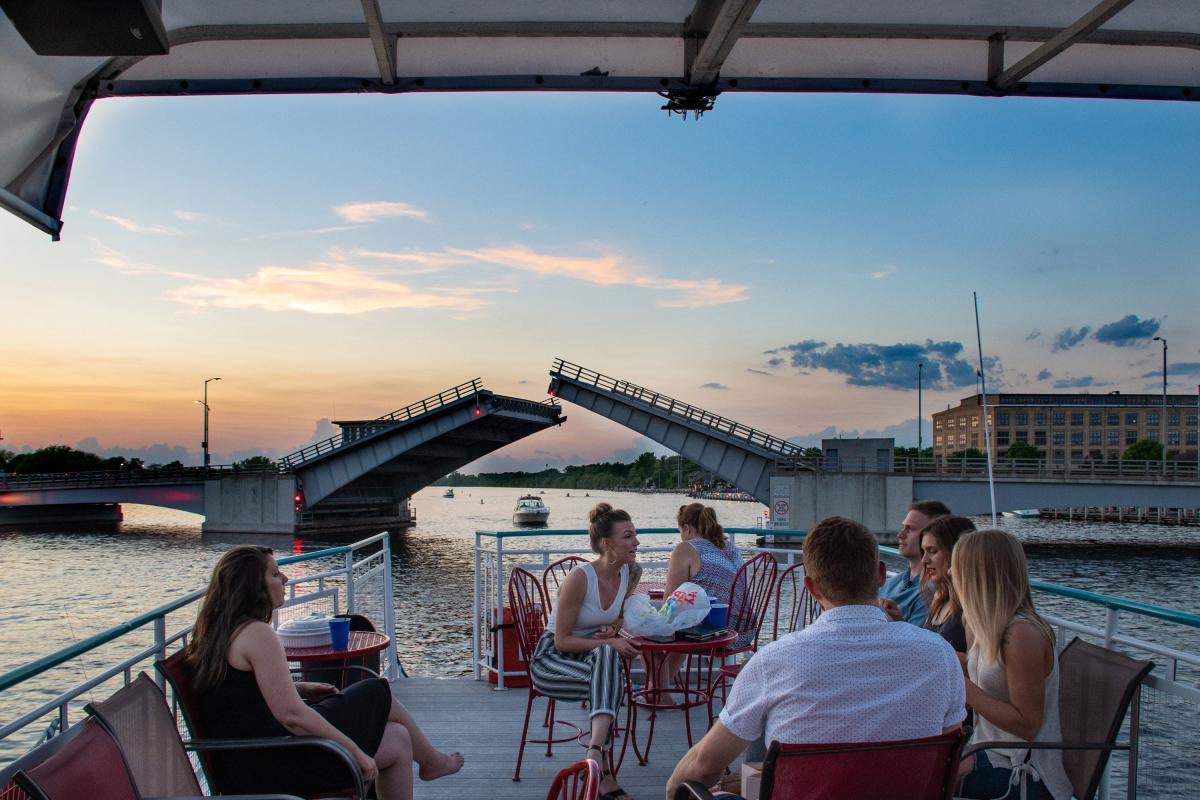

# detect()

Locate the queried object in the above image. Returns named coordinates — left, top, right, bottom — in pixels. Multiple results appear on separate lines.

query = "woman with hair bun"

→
left=953, top=529, right=1073, bottom=800
left=530, top=503, right=642, bottom=800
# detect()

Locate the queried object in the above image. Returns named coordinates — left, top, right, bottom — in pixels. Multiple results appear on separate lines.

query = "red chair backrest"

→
left=760, top=729, right=966, bottom=800
left=772, top=563, right=821, bottom=640
left=542, top=556, right=589, bottom=605
left=508, top=566, right=550, bottom=667
left=13, top=720, right=138, bottom=800
left=155, top=649, right=222, bottom=788
left=726, top=552, right=778, bottom=649
left=545, top=758, right=600, bottom=800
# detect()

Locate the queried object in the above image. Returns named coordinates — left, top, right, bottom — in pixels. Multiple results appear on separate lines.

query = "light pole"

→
left=917, top=362, right=924, bottom=462
left=1153, top=337, right=1167, bottom=472
left=197, top=377, right=221, bottom=468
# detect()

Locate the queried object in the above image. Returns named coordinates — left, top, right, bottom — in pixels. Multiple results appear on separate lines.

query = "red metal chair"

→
left=708, top=552, right=778, bottom=710
left=673, top=729, right=967, bottom=800
left=509, top=566, right=589, bottom=782
left=541, top=555, right=589, bottom=604
left=11, top=719, right=139, bottom=800
left=771, top=562, right=821, bottom=640
left=544, top=759, right=601, bottom=800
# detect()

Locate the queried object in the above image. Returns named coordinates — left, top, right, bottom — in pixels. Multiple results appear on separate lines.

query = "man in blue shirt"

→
left=880, top=500, right=951, bottom=626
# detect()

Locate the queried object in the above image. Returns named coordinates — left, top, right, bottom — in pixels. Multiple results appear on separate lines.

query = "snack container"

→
left=277, top=614, right=333, bottom=648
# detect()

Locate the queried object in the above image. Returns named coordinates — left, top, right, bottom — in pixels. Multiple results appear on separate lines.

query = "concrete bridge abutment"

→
left=202, top=473, right=298, bottom=534
left=769, top=472, right=913, bottom=535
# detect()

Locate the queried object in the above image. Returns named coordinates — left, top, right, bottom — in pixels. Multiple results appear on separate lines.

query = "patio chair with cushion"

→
left=961, top=637, right=1154, bottom=800
left=673, top=728, right=967, bottom=800
left=545, top=758, right=601, bottom=800
left=155, top=650, right=367, bottom=799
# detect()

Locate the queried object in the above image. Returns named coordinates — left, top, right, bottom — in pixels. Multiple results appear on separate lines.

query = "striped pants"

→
left=529, top=632, right=626, bottom=720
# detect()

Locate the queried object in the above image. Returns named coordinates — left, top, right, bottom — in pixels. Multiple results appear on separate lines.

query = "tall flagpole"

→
left=974, top=292, right=998, bottom=526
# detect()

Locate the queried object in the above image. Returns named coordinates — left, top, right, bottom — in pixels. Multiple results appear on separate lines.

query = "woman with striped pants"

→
left=531, top=503, right=642, bottom=800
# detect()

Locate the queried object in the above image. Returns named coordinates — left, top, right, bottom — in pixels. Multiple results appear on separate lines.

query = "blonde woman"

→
left=952, top=529, right=1072, bottom=800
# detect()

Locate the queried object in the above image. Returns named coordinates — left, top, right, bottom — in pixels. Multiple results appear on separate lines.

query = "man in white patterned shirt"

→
left=666, top=516, right=965, bottom=799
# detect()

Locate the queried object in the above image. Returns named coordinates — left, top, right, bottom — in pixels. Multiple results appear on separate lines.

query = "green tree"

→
left=1122, top=439, right=1163, bottom=462
left=13, top=445, right=105, bottom=474
left=0, top=448, right=14, bottom=471
left=946, top=447, right=986, bottom=463
left=236, top=455, right=275, bottom=469
left=1003, top=441, right=1041, bottom=460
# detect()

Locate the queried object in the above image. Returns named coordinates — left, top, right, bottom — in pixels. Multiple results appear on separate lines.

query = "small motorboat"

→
left=1002, top=508, right=1040, bottom=518
left=513, top=494, right=551, bottom=525
left=443, top=488, right=455, bottom=498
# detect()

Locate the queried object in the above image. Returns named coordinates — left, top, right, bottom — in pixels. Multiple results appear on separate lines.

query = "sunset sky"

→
left=2, top=90, right=1197, bottom=471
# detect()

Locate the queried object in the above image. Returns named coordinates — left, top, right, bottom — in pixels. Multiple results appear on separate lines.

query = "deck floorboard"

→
left=396, top=676, right=721, bottom=799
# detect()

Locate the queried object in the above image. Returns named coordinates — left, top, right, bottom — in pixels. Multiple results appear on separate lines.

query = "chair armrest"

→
left=672, top=780, right=718, bottom=800
left=962, top=740, right=1127, bottom=758
left=185, top=736, right=366, bottom=799
left=290, top=665, right=380, bottom=680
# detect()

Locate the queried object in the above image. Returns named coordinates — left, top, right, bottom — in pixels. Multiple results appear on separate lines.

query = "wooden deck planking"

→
left=395, top=676, right=721, bottom=800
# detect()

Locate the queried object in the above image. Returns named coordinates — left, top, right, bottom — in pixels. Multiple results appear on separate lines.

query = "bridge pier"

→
left=768, top=473, right=913, bottom=534
left=202, top=473, right=298, bottom=534
left=0, top=503, right=123, bottom=527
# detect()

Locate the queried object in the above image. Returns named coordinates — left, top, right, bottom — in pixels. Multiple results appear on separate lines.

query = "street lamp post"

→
left=917, top=362, right=924, bottom=464
left=198, top=377, right=221, bottom=468
left=1153, top=337, right=1167, bottom=472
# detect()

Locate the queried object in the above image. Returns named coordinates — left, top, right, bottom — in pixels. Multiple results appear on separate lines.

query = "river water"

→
left=2, top=486, right=1199, bottom=777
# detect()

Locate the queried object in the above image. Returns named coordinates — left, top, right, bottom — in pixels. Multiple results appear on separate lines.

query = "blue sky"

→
left=2, top=90, right=1197, bottom=470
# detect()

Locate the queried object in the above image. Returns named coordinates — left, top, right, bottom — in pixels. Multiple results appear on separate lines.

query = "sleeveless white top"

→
left=546, top=562, right=628, bottom=638
left=967, top=619, right=1074, bottom=800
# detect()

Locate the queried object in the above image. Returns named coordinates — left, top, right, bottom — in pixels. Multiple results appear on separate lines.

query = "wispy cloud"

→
left=1025, top=329, right=1042, bottom=342
left=90, top=210, right=180, bottom=236
left=1142, top=361, right=1200, bottom=379
left=1051, top=326, right=1091, bottom=353
left=350, top=248, right=470, bottom=274
left=90, top=240, right=162, bottom=275
left=1037, top=368, right=1053, bottom=381
left=870, top=264, right=897, bottom=280
left=173, top=210, right=209, bottom=223
left=1053, top=375, right=1107, bottom=389
left=333, top=201, right=430, bottom=224
left=699, top=382, right=729, bottom=390
left=1094, top=314, right=1160, bottom=347
left=747, top=368, right=771, bottom=376
left=764, top=339, right=997, bottom=391
left=447, top=244, right=748, bottom=308
left=168, top=262, right=490, bottom=315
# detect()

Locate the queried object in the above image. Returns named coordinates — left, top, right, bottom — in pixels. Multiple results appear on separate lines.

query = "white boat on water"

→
left=512, top=494, right=550, bottom=525
left=443, top=488, right=455, bottom=498
left=1002, top=508, right=1041, bottom=518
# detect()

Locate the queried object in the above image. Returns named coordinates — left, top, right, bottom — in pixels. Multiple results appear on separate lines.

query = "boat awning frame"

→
left=2, top=0, right=1198, bottom=239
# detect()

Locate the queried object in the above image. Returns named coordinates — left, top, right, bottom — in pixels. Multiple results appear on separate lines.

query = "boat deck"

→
left=397, top=676, right=714, bottom=799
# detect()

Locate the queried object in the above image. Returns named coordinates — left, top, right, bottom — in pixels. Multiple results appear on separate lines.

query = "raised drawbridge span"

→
left=548, top=358, right=800, bottom=504
left=279, top=378, right=565, bottom=510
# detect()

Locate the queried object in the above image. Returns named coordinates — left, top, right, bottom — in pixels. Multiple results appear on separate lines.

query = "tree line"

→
left=0, top=445, right=274, bottom=474
left=437, top=452, right=722, bottom=491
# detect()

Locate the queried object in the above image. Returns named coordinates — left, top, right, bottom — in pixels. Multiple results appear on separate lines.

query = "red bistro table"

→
left=285, top=631, right=390, bottom=687
left=623, top=628, right=737, bottom=765
left=638, top=580, right=666, bottom=600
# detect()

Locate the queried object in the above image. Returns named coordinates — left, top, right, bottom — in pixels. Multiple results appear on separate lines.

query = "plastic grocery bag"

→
left=622, top=581, right=710, bottom=638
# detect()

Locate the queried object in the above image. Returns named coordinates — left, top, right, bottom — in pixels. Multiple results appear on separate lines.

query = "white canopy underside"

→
left=2, top=0, right=1198, bottom=238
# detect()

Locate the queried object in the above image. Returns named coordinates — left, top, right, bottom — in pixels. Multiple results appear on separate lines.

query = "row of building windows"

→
left=935, top=412, right=1198, bottom=429
left=933, top=430, right=1198, bottom=448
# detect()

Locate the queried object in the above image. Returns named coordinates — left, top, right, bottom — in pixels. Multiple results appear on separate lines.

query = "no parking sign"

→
left=773, top=499, right=790, bottom=519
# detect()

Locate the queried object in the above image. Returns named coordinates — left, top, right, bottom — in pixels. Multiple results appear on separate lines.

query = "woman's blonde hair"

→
left=677, top=502, right=726, bottom=548
left=918, top=515, right=976, bottom=622
left=587, top=502, right=632, bottom=555
left=952, top=529, right=1054, bottom=665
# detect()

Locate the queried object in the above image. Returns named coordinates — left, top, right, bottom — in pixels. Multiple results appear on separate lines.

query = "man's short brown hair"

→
left=803, top=516, right=880, bottom=604
left=909, top=500, right=951, bottom=518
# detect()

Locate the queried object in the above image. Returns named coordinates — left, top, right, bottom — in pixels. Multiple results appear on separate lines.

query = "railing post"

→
left=345, top=550, right=355, bottom=615
left=473, top=532, right=482, bottom=681
left=153, top=616, right=167, bottom=689
left=381, top=536, right=399, bottom=680
left=495, top=533, right=506, bottom=690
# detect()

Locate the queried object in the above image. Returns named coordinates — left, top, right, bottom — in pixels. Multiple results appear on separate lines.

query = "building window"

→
left=1034, top=431, right=1047, bottom=446
left=935, top=420, right=943, bottom=430
left=1147, top=430, right=1160, bottom=441
left=971, top=416, right=979, bottom=428
left=1089, top=412, right=1101, bottom=426
left=1053, top=412, right=1065, bottom=426
left=1071, top=412, right=1084, bottom=426
left=1125, top=412, right=1137, bottom=425
left=959, top=417, right=967, bottom=428
left=1126, top=430, right=1137, bottom=445
left=1071, top=431, right=1084, bottom=445
left=935, top=436, right=943, bottom=446
left=997, top=430, right=1010, bottom=446
left=1015, top=430, right=1029, bottom=444
left=1088, top=430, right=1101, bottom=445
left=1034, top=412, right=1047, bottom=426
left=1053, top=431, right=1065, bottom=445
left=1107, top=450, right=1119, bottom=461
left=1147, top=412, right=1159, bottom=426
left=1167, top=430, right=1180, bottom=446
left=959, top=434, right=967, bottom=446
left=1107, top=413, right=1120, bottom=426
left=970, top=433, right=979, bottom=447
left=997, top=412, right=1010, bottom=426
left=1015, top=412, right=1028, bottom=426
left=1188, top=431, right=1199, bottom=445
left=1168, top=412, right=1180, bottom=426
left=1187, top=414, right=1198, bottom=427
left=1107, top=430, right=1119, bottom=445
left=1053, top=450, right=1065, bottom=463
left=1071, top=450, right=1084, bottom=462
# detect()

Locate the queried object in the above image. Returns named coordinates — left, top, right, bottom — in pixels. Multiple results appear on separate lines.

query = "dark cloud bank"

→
left=763, top=339, right=997, bottom=391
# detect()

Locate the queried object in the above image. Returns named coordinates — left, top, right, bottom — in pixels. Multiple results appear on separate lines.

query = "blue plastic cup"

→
left=706, top=603, right=728, bottom=627
left=329, top=617, right=351, bottom=650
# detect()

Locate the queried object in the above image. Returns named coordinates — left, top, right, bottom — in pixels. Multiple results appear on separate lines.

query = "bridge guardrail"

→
left=551, top=358, right=802, bottom=457
left=278, top=378, right=485, bottom=469
left=773, top=455, right=1200, bottom=482
left=0, top=464, right=277, bottom=491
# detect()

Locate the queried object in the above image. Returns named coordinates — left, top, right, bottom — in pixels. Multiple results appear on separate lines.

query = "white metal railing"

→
left=473, top=527, right=1200, bottom=799
left=0, top=534, right=398, bottom=765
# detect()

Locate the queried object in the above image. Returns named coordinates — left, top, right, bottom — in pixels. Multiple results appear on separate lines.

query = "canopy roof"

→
left=2, top=0, right=1198, bottom=238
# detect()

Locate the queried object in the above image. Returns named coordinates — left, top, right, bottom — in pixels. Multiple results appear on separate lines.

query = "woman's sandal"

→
left=585, top=744, right=630, bottom=800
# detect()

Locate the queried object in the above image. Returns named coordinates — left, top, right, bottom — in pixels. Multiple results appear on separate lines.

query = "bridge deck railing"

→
left=278, top=378, right=485, bottom=469
left=0, top=464, right=277, bottom=491
left=551, top=358, right=802, bottom=457
left=773, top=455, right=1200, bottom=482
left=0, top=534, right=397, bottom=765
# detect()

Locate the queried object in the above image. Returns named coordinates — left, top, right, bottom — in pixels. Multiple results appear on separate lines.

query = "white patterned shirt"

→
left=719, top=604, right=965, bottom=746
